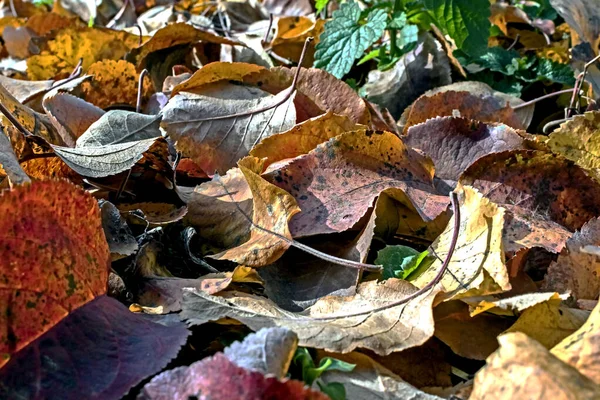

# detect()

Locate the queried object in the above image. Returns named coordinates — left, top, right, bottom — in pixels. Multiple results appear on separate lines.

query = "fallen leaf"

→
left=161, top=81, right=297, bottom=174
left=0, top=127, right=30, bottom=185
left=469, top=292, right=566, bottom=317
left=27, top=27, right=140, bottom=80
left=243, top=66, right=371, bottom=125
left=251, top=111, right=365, bottom=170
left=209, top=164, right=300, bottom=267
left=42, top=92, right=105, bottom=146
left=542, top=217, right=600, bottom=301
left=224, top=327, right=298, bottom=379
left=81, top=59, right=153, bottom=109
left=99, top=199, right=138, bottom=260
left=51, top=110, right=163, bottom=177
left=0, top=180, right=109, bottom=367
left=505, top=299, right=589, bottom=349
left=402, top=90, right=528, bottom=134
left=128, top=22, right=240, bottom=70
left=0, top=74, right=53, bottom=104
left=470, top=332, right=600, bottom=400
left=139, top=352, right=328, bottom=400
left=405, top=117, right=525, bottom=190
left=552, top=300, right=600, bottom=384
left=0, top=296, right=189, bottom=399
left=460, top=150, right=600, bottom=232
left=182, top=278, right=438, bottom=355
left=170, top=61, right=265, bottom=97
left=547, top=111, right=600, bottom=181
left=271, top=16, right=324, bottom=64
left=411, top=185, right=510, bottom=301
left=433, top=301, right=513, bottom=360
left=263, top=130, right=448, bottom=237
left=317, top=351, right=443, bottom=400
left=550, top=0, right=600, bottom=50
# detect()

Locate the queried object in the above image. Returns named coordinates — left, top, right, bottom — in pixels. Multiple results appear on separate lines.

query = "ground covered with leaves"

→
left=2, top=0, right=600, bottom=399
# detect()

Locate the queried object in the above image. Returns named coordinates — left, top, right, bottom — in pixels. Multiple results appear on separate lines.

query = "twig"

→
left=115, top=168, right=132, bottom=202
left=507, top=34, right=520, bottom=51
left=512, top=89, right=575, bottom=109
left=568, top=54, right=600, bottom=117
left=543, top=117, right=570, bottom=134
left=310, top=192, right=461, bottom=320
left=8, top=0, right=16, bottom=17
left=215, top=172, right=383, bottom=272
left=262, top=14, right=274, bottom=44
left=137, top=69, right=148, bottom=113
left=132, top=24, right=143, bottom=46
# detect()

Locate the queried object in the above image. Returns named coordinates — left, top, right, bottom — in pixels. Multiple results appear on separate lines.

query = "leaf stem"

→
left=388, top=0, right=403, bottom=59
left=137, top=69, right=148, bottom=113
left=512, top=88, right=575, bottom=109
left=311, top=191, right=460, bottom=320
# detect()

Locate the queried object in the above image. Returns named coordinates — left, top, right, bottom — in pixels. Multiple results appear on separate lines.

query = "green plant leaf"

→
left=422, top=0, right=490, bottom=56
left=398, top=24, right=419, bottom=48
left=317, top=381, right=347, bottom=400
left=375, top=245, right=434, bottom=280
left=314, top=1, right=388, bottom=78
left=316, top=0, right=331, bottom=14
left=388, top=11, right=408, bottom=29
left=534, top=57, right=576, bottom=85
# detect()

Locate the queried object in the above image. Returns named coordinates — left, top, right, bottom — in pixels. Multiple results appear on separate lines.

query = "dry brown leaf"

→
left=170, top=61, right=265, bottom=97
left=543, top=217, right=600, bottom=301
left=470, top=332, right=600, bottom=400
left=182, top=277, right=439, bottom=355
left=403, top=91, right=527, bottom=134
left=317, top=351, right=443, bottom=400
left=263, top=130, right=448, bottom=237
left=252, top=111, right=365, bottom=171
left=433, top=301, right=513, bottom=360
left=208, top=164, right=300, bottom=267
left=412, top=185, right=510, bottom=301
left=552, top=300, right=600, bottom=384
left=271, top=16, right=324, bottom=64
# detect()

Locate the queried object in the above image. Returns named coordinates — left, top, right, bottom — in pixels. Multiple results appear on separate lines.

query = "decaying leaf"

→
left=224, top=327, right=298, bottom=379
left=27, top=27, right=140, bottom=80
left=470, top=332, right=600, bottom=400
left=251, top=111, right=365, bottom=170
left=139, top=352, right=327, bottom=400
left=317, top=351, right=443, bottom=400
left=0, top=180, right=109, bottom=367
left=99, top=200, right=138, bottom=260
left=0, top=296, right=189, bottom=399
left=543, top=217, right=600, bottom=301
left=552, top=300, right=600, bottom=384
left=162, top=81, right=297, bottom=174
left=209, top=165, right=300, bottom=267
left=263, top=130, right=448, bottom=237
left=411, top=185, right=510, bottom=301
left=406, top=117, right=526, bottom=193
left=402, top=90, right=528, bottom=133
left=51, top=110, right=163, bottom=177
left=547, top=111, right=600, bottom=181
left=0, top=128, right=30, bottom=185
left=182, top=278, right=438, bottom=355
left=460, top=150, right=600, bottom=232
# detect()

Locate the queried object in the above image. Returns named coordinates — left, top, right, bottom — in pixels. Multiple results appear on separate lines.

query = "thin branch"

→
left=137, top=69, right=148, bottom=113
left=115, top=168, right=132, bottom=202
left=512, top=89, right=575, bottom=109
left=507, top=34, right=520, bottom=51
left=215, top=172, right=383, bottom=272
left=263, top=14, right=274, bottom=44
left=310, top=191, right=461, bottom=321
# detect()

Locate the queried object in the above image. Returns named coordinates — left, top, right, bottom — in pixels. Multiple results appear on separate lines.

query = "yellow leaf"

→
left=209, top=164, right=301, bottom=267
left=552, top=300, right=600, bottom=384
left=412, top=185, right=509, bottom=301
left=27, top=27, right=140, bottom=80
left=171, top=62, right=265, bottom=97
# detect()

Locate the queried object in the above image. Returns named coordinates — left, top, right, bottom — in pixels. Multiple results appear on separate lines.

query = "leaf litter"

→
left=1, top=1, right=600, bottom=399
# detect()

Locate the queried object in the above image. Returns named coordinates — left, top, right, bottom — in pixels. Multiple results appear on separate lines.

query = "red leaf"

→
left=139, top=353, right=329, bottom=400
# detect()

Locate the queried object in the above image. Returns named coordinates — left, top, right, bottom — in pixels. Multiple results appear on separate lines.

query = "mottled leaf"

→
left=264, top=130, right=448, bottom=237
left=182, top=278, right=438, bottom=355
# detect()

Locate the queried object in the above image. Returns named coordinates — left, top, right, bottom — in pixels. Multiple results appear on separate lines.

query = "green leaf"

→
left=534, top=57, right=576, bottom=85
left=388, top=11, right=408, bottom=29
left=422, top=0, right=490, bottom=56
left=398, top=24, right=419, bottom=48
left=317, top=381, right=347, bottom=400
left=314, top=1, right=388, bottom=78
left=316, top=0, right=331, bottom=14
left=357, top=49, right=380, bottom=65
left=293, top=347, right=316, bottom=384
left=375, top=245, right=434, bottom=280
